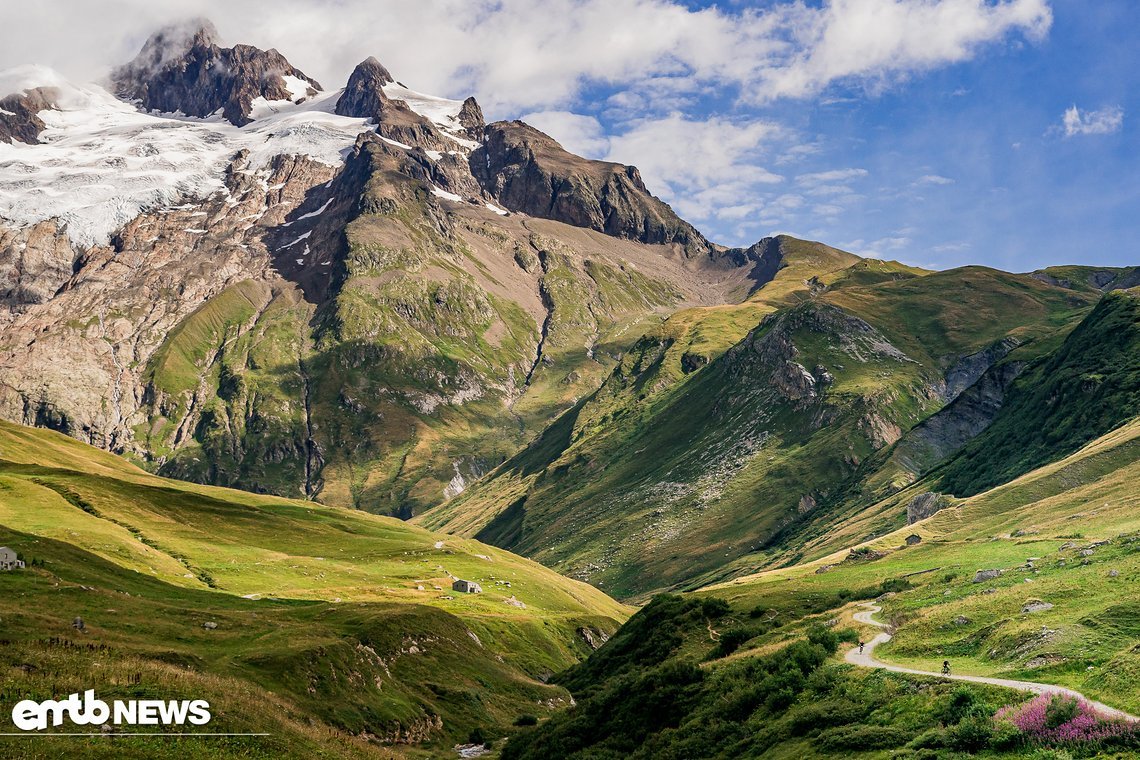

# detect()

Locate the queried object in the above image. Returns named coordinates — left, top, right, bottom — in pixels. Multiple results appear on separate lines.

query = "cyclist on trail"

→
left=942, top=660, right=951, bottom=676
left=858, top=640, right=865, bottom=654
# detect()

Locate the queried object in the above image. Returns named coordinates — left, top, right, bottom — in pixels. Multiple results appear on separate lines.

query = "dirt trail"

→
left=846, top=602, right=1138, bottom=723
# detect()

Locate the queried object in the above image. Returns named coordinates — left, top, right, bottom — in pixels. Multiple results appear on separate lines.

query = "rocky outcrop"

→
left=890, top=358, right=1026, bottom=480
left=472, top=121, right=711, bottom=255
left=944, top=336, right=1021, bottom=401
left=111, top=19, right=321, bottom=126
left=0, top=87, right=59, bottom=144
left=335, top=57, right=395, bottom=119
left=906, top=492, right=949, bottom=524
left=1031, top=266, right=1140, bottom=292
left=457, top=96, right=485, bottom=140
left=0, top=220, right=78, bottom=307
left=336, top=58, right=458, bottom=155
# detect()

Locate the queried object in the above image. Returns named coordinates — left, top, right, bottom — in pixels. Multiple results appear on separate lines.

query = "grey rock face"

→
left=891, top=359, right=1026, bottom=479
left=944, top=337, right=1021, bottom=401
left=472, top=121, right=711, bottom=255
left=907, top=492, right=949, bottom=524
left=111, top=20, right=321, bottom=126
left=335, top=57, right=395, bottom=119
left=457, top=96, right=485, bottom=140
left=973, top=568, right=1001, bottom=582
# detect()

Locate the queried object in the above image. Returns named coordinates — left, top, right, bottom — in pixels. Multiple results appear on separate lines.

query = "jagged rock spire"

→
left=335, top=57, right=395, bottom=119
left=111, top=18, right=321, bottom=127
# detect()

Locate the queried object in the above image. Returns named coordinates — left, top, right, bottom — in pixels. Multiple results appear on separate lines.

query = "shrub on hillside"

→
left=816, top=724, right=909, bottom=751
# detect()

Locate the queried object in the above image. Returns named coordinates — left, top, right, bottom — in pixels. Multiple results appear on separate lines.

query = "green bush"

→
left=712, top=627, right=754, bottom=659
left=947, top=713, right=993, bottom=752
left=938, top=686, right=981, bottom=725
left=700, top=597, right=731, bottom=619
left=1044, top=695, right=1079, bottom=729
left=907, top=727, right=949, bottom=749
left=787, top=700, right=867, bottom=735
left=514, top=714, right=538, bottom=727
left=989, top=720, right=1025, bottom=751
left=816, top=724, right=910, bottom=751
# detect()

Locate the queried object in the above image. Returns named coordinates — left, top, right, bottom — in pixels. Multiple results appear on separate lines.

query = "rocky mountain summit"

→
left=110, top=19, right=321, bottom=126
left=1, top=20, right=1137, bottom=603
left=473, top=121, right=711, bottom=255
left=0, top=20, right=769, bottom=514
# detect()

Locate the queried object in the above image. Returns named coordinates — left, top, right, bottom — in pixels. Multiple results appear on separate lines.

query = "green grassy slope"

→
left=140, top=138, right=699, bottom=516
left=0, top=420, right=630, bottom=757
left=705, top=414, right=1140, bottom=714
left=936, top=288, right=1140, bottom=496
left=421, top=258, right=1098, bottom=599
left=500, top=594, right=1036, bottom=758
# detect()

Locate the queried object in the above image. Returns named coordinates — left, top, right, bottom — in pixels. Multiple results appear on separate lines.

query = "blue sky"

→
left=4, top=0, right=1135, bottom=272
left=517, top=0, right=1136, bottom=271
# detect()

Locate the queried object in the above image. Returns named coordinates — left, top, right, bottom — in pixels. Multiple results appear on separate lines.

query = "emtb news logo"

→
left=12, top=690, right=210, bottom=731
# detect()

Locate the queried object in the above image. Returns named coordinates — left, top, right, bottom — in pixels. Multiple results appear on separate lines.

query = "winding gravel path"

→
left=845, top=602, right=1138, bottom=723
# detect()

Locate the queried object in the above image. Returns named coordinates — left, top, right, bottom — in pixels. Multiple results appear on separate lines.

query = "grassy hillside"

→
left=421, top=256, right=1099, bottom=599
left=0, top=420, right=630, bottom=757
left=705, top=414, right=1140, bottom=714
left=135, top=137, right=744, bottom=516
left=936, top=288, right=1140, bottom=496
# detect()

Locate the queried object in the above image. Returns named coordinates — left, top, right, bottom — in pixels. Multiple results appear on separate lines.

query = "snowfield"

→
left=0, top=65, right=372, bottom=248
left=382, top=81, right=480, bottom=150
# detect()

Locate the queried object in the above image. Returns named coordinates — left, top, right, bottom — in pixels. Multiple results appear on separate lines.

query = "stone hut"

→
left=452, top=579, right=483, bottom=594
left=0, top=547, right=24, bottom=571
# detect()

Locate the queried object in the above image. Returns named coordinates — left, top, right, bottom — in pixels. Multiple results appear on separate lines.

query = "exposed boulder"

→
left=905, top=534, right=922, bottom=546
left=111, top=19, right=322, bottom=126
left=973, top=568, right=1001, bottom=583
left=907, top=492, right=949, bottom=525
left=1021, top=600, right=1054, bottom=614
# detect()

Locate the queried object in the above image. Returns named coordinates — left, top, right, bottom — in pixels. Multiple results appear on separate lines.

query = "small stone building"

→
left=0, top=547, right=24, bottom=571
left=452, top=579, right=483, bottom=594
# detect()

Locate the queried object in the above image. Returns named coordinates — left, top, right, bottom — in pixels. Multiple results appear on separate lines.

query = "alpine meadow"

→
left=1, top=3, right=1139, bottom=759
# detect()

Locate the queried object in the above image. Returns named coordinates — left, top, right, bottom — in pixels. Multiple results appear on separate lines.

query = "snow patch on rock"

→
left=0, top=67, right=370, bottom=248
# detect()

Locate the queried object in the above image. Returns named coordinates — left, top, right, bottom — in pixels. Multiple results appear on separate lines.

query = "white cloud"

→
left=842, top=235, right=912, bottom=257
left=758, top=0, right=1052, bottom=100
left=797, top=168, right=869, bottom=185
left=915, top=174, right=955, bottom=185
left=603, top=113, right=783, bottom=220
left=1061, top=105, right=1123, bottom=137
left=0, top=0, right=1053, bottom=114
left=520, top=111, right=609, bottom=157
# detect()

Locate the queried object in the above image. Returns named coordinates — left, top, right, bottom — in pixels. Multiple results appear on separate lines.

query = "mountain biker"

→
left=858, top=640, right=865, bottom=654
left=942, top=660, right=951, bottom=676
